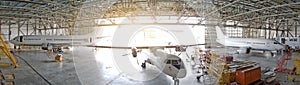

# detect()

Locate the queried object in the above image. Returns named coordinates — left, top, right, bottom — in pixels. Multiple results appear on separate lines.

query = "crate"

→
left=2, top=81, right=14, bottom=85
left=236, top=66, right=261, bottom=85
left=4, top=74, right=14, bottom=81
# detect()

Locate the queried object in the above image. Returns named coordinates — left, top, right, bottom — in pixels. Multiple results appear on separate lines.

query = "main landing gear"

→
left=141, top=59, right=151, bottom=69
left=173, top=77, right=179, bottom=85
left=141, top=62, right=146, bottom=69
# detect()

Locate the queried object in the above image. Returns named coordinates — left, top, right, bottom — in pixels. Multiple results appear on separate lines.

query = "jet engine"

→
left=42, top=43, right=53, bottom=50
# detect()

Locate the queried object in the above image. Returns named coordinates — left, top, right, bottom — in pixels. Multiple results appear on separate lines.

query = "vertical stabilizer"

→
left=215, top=26, right=226, bottom=45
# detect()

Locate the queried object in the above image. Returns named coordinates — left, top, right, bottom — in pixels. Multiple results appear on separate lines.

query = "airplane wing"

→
left=87, top=43, right=206, bottom=49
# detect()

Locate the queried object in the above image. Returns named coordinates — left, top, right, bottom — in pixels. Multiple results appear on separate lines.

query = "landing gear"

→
left=271, top=53, right=275, bottom=57
left=141, top=60, right=147, bottom=69
left=53, top=47, right=63, bottom=53
left=196, top=75, right=201, bottom=82
left=141, top=60, right=151, bottom=69
left=246, top=48, right=251, bottom=54
left=141, top=62, right=146, bottom=69
left=173, top=77, right=179, bottom=85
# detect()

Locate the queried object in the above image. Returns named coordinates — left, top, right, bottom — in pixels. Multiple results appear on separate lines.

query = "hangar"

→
left=0, top=0, right=300, bottom=85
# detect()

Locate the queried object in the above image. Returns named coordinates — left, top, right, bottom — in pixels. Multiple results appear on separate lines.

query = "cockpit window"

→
left=13, top=37, right=19, bottom=41
left=165, top=59, right=185, bottom=69
left=166, top=60, right=171, bottom=64
left=172, top=60, right=178, bottom=65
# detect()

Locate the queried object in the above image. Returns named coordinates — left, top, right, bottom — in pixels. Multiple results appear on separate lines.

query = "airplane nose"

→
left=9, top=40, right=16, bottom=44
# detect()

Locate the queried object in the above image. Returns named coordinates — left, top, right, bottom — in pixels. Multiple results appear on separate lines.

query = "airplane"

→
left=215, top=26, right=284, bottom=56
left=9, top=34, right=109, bottom=52
left=276, top=36, right=300, bottom=50
left=88, top=43, right=205, bottom=84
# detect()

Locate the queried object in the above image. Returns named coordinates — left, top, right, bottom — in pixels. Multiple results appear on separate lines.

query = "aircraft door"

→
left=281, top=38, right=285, bottom=44
left=89, top=37, right=92, bottom=43
left=20, top=36, right=23, bottom=42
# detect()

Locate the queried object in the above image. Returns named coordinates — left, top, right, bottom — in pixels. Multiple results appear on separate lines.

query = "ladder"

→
left=276, top=54, right=291, bottom=72
left=0, top=34, right=18, bottom=68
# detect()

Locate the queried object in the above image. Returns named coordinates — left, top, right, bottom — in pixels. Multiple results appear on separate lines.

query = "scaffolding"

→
left=206, top=53, right=233, bottom=85
left=275, top=53, right=292, bottom=72
left=0, top=34, right=18, bottom=68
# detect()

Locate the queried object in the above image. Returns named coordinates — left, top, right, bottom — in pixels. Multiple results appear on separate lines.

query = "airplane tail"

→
left=70, top=27, right=111, bottom=45
left=275, top=36, right=282, bottom=43
left=215, top=26, right=226, bottom=45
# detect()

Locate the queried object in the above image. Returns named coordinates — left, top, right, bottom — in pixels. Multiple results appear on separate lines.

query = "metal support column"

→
left=26, top=21, right=29, bottom=35
left=265, top=26, right=267, bottom=39
left=8, top=21, right=11, bottom=40
left=0, top=20, right=1, bottom=33
left=287, top=20, right=289, bottom=37
left=276, top=24, right=279, bottom=37
left=35, top=19, right=37, bottom=35
left=17, top=21, right=20, bottom=37
left=268, top=27, right=271, bottom=39
left=295, top=22, right=297, bottom=37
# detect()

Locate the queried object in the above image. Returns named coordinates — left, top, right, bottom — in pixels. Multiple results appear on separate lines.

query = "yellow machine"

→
left=206, top=53, right=233, bottom=85
left=0, top=34, right=18, bottom=67
left=206, top=53, right=259, bottom=85
left=55, top=54, right=63, bottom=62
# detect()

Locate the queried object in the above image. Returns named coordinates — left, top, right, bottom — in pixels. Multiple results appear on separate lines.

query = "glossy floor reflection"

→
left=2, top=47, right=300, bottom=85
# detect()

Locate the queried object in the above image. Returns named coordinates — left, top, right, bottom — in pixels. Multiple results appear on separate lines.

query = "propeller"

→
left=177, top=52, right=182, bottom=56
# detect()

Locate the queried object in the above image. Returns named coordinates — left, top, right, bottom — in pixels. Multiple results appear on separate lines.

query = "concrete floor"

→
left=1, top=47, right=300, bottom=85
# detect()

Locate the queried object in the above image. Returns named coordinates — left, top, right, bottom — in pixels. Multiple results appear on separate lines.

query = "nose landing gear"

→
left=173, top=77, right=179, bottom=85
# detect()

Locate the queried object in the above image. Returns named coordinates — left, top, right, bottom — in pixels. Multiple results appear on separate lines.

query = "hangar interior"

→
left=0, top=0, right=300, bottom=85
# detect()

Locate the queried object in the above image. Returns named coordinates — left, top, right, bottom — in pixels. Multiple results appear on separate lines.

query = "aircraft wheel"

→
left=246, top=48, right=251, bottom=54
left=173, top=77, right=179, bottom=85
left=141, top=62, right=146, bottom=69
left=196, top=76, right=201, bottom=82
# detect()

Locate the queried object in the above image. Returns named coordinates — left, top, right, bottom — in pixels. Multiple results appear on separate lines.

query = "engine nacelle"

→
left=175, top=46, right=186, bottom=52
left=237, top=47, right=251, bottom=54
left=42, top=43, right=53, bottom=50
left=131, top=47, right=137, bottom=58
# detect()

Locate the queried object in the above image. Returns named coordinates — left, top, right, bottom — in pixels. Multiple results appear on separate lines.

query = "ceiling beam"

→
left=241, top=12, right=300, bottom=21
left=223, top=2, right=300, bottom=19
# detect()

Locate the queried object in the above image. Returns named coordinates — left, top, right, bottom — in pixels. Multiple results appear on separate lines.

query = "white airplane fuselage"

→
left=10, top=35, right=100, bottom=50
left=11, top=35, right=90, bottom=45
left=145, top=48, right=187, bottom=78
left=276, top=37, right=300, bottom=50
left=215, top=27, right=283, bottom=54
left=218, top=38, right=283, bottom=51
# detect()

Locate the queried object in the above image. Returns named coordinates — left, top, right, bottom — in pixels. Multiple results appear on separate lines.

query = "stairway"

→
left=0, top=34, right=18, bottom=68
